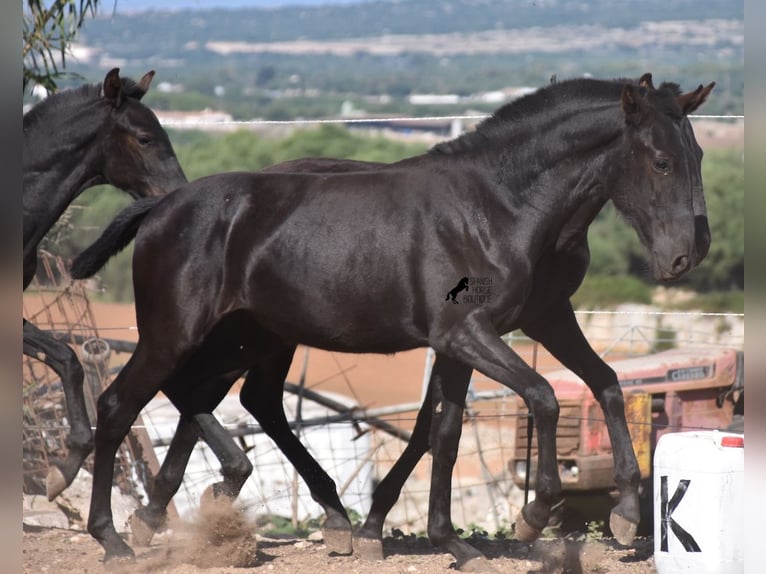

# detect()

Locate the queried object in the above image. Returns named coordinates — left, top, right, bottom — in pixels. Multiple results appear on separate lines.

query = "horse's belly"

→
left=253, top=306, right=425, bottom=354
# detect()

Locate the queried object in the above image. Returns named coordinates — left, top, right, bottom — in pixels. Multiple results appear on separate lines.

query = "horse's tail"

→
left=70, top=196, right=163, bottom=279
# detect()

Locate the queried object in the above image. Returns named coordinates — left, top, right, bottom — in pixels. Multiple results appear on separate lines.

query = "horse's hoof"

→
left=322, top=527, right=353, bottom=555
left=129, top=511, right=156, bottom=547
left=609, top=510, right=638, bottom=546
left=457, top=556, right=495, bottom=572
left=46, top=465, right=67, bottom=501
left=103, top=541, right=136, bottom=563
left=353, top=536, right=383, bottom=561
left=514, top=511, right=542, bottom=543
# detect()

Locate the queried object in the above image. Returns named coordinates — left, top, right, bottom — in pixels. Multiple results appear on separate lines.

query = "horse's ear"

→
left=638, top=73, right=654, bottom=91
left=134, top=70, right=156, bottom=100
left=621, top=83, right=648, bottom=126
left=102, top=68, right=124, bottom=108
left=678, top=81, right=716, bottom=115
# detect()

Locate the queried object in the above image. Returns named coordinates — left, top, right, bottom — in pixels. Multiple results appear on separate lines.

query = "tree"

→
left=23, top=0, right=102, bottom=94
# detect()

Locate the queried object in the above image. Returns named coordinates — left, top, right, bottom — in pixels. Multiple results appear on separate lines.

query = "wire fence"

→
left=22, top=251, right=744, bottom=536
left=156, top=113, right=743, bottom=129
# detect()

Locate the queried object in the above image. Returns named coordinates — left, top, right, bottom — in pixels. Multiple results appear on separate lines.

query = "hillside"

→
left=56, top=0, right=742, bottom=119
left=79, top=0, right=743, bottom=46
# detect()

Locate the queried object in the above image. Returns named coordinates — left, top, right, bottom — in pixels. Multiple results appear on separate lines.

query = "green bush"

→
left=570, top=274, right=652, bottom=310
left=653, top=326, right=677, bottom=352
left=674, top=290, right=744, bottom=314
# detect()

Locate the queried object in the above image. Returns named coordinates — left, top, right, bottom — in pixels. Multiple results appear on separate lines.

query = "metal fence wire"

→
left=22, top=253, right=743, bottom=535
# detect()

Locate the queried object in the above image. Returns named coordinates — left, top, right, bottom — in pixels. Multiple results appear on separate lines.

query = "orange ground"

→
left=23, top=294, right=565, bottom=411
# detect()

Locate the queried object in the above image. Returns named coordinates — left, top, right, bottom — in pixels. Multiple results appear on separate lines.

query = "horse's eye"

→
left=652, top=158, right=671, bottom=174
left=137, top=136, right=153, bottom=146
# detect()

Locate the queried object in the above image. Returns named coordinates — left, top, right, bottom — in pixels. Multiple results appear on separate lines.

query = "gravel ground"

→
left=23, top=509, right=658, bottom=574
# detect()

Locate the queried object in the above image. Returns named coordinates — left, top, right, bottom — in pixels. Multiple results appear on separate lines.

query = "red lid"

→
left=721, top=435, right=744, bottom=448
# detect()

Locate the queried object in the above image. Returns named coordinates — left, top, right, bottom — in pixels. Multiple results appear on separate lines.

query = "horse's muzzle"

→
left=653, top=251, right=692, bottom=281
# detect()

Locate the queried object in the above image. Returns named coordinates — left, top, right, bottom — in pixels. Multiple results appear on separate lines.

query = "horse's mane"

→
left=23, top=75, right=148, bottom=131
left=431, top=76, right=684, bottom=155
left=23, top=83, right=100, bottom=131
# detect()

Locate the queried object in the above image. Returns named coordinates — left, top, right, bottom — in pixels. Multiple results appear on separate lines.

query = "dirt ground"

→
left=23, top=517, right=657, bottom=574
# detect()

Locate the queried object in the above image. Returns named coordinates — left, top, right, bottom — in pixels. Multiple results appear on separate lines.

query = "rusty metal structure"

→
left=22, top=252, right=153, bottom=499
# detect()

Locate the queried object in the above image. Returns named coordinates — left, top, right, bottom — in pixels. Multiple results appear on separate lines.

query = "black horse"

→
left=23, top=68, right=187, bottom=500
left=72, top=75, right=714, bottom=567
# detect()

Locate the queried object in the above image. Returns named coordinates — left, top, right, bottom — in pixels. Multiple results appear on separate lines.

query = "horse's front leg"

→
left=23, top=320, right=93, bottom=500
left=434, top=312, right=562, bottom=549
left=356, top=356, right=480, bottom=566
left=522, top=301, right=640, bottom=545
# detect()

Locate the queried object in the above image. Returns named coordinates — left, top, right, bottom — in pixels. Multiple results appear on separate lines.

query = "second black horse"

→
left=72, top=75, right=714, bottom=568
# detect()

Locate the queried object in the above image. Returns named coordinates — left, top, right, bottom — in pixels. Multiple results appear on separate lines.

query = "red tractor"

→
left=509, top=346, right=744, bottom=534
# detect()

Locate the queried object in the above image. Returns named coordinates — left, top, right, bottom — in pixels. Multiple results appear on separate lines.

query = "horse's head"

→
left=99, top=68, right=187, bottom=198
left=612, top=75, right=714, bottom=281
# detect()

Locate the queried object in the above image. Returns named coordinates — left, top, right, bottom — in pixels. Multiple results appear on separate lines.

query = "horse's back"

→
left=130, top=168, right=482, bottom=351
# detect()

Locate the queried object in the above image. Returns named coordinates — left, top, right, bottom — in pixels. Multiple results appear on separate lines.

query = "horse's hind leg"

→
left=523, top=303, right=640, bottom=545
left=130, top=415, right=200, bottom=545
left=130, top=372, right=253, bottom=546
left=239, top=344, right=353, bottom=555
left=353, top=382, right=434, bottom=560
left=354, top=354, right=469, bottom=561
left=130, top=411, right=254, bottom=546
left=423, top=355, right=492, bottom=572
left=23, top=320, right=93, bottom=500
left=88, top=342, right=173, bottom=561
left=196, top=409, right=254, bottom=502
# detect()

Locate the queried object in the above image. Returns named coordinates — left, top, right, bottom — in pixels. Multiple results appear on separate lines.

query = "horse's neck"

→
left=24, top=167, right=103, bottom=248
left=554, top=194, right=608, bottom=253
left=500, top=106, right=624, bottom=204
left=467, top=110, right=620, bottom=251
left=23, top=109, right=105, bottom=254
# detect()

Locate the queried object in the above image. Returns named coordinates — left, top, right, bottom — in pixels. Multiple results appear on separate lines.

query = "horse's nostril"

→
left=672, top=254, right=690, bottom=274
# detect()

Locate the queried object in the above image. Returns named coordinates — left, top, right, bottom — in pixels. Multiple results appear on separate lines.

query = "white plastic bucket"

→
left=653, top=430, right=744, bottom=574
